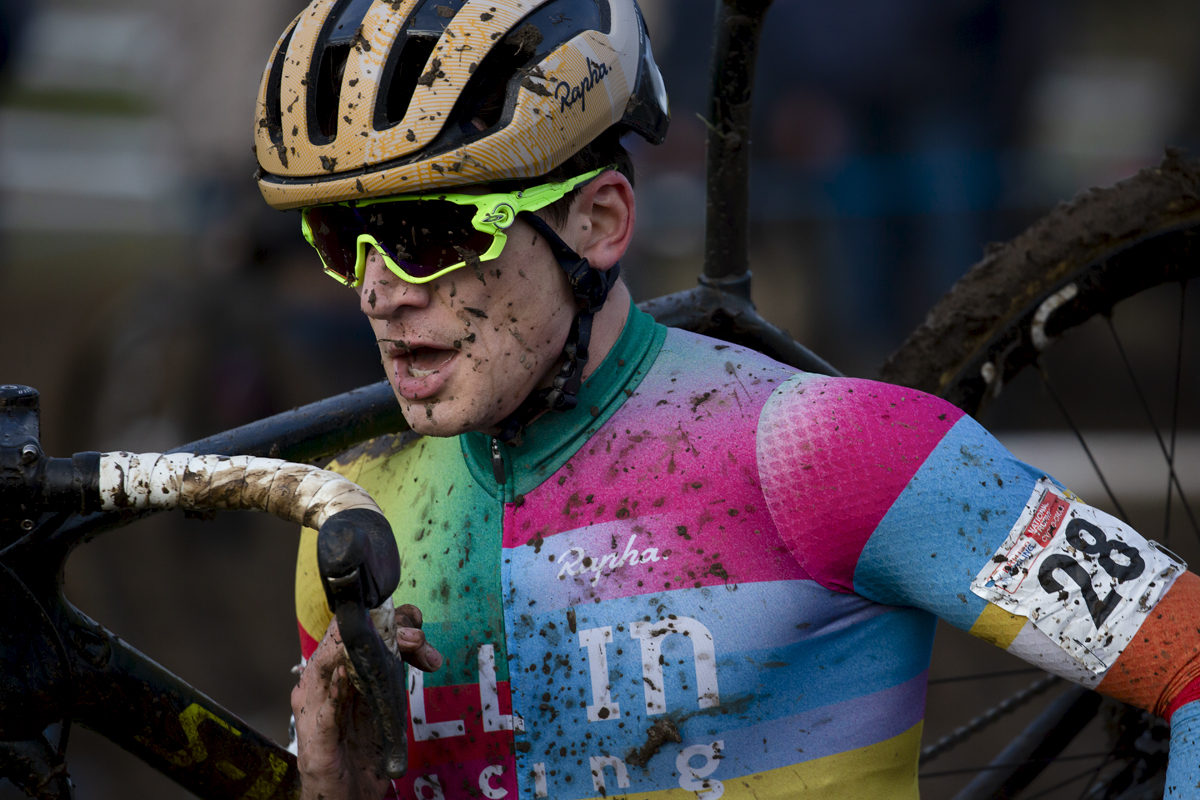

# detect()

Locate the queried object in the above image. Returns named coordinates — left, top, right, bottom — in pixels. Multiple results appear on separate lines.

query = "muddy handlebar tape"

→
left=96, top=451, right=409, bottom=778
left=96, top=452, right=380, bottom=525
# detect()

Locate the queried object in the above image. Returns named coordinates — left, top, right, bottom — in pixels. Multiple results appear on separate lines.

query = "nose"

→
left=359, top=247, right=429, bottom=318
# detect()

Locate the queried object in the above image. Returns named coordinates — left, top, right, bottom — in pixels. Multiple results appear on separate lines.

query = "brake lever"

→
left=315, top=508, right=408, bottom=779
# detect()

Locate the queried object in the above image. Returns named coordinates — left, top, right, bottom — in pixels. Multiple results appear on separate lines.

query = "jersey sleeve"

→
left=1168, top=701, right=1200, bottom=796
left=756, top=372, right=1200, bottom=720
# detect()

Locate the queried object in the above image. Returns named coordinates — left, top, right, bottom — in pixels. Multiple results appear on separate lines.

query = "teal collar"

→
left=462, top=300, right=667, bottom=500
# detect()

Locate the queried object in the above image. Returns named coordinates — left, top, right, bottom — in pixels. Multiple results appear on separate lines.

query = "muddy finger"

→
left=395, top=603, right=424, bottom=629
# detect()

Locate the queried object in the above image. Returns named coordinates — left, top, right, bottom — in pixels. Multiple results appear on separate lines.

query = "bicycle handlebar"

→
left=93, top=451, right=409, bottom=777
left=95, top=452, right=380, bottom=527
left=0, top=385, right=410, bottom=796
left=92, top=453, right=408, bottom=777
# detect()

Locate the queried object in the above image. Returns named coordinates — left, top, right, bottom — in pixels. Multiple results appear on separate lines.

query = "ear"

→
left=565, top=170, right=636, bottom=272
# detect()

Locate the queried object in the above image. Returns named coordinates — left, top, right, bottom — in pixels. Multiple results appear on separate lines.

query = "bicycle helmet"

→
left=254, top=0, right=669, bottom=210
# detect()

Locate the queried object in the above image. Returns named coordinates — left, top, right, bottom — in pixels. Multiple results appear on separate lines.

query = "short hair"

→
left=493, top=126, right=635, bottom=227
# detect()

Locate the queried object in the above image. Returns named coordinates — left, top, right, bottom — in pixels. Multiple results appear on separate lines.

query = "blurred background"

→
left=2, top=0, right=1200, bottom=797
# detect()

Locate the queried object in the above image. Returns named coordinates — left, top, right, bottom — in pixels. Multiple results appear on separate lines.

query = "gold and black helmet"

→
left=254, top=0, right=670, bottom=210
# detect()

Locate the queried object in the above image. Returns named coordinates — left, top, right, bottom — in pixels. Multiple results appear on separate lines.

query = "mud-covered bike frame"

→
left=0, top=1, right=1154, bottom=798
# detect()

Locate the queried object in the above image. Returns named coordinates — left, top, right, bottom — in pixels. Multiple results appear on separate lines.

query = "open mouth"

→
left=405, top=346, right=456, bottom=378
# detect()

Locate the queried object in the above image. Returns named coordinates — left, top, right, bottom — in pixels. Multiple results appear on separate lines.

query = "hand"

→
left=393, top=603, right=443, bottom=673
left=293, top=604, right=443, bottom=800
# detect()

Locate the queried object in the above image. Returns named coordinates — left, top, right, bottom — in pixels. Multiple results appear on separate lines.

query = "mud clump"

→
left=521, top=77, right=552, bottom=97
left=417, top=58, right=444, bottom=87
left=506, top=22, right=543, bottom=55
left=625, top=718, right=683, bottom=768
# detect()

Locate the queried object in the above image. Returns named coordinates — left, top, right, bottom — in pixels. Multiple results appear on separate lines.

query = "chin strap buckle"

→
left=562, top=258, right=614, bottom=312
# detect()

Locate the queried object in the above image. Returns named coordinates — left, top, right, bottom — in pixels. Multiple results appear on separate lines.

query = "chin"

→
left=398, top=398, right=480, bottom=438
left=391, top=373, right=543, bottom=438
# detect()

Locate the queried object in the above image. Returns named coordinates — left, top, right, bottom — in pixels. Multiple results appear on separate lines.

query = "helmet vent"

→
left=263, top=24, right=296, bottom=149
left=312, top=43, right=352, bottom=142
left=407, top=0, right=469, bottom=36
left=439, top=1, right=605, bottom=139
left=309, top=0, right=374, bottom=145
left=376, top=35, right=439, bottom=129
left=455, top=39, right=541, bottom=132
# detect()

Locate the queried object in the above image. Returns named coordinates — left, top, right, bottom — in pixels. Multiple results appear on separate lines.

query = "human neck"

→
left=581, top=278, right=631, bottom=380
left=477, top=278, right=631, bottom=440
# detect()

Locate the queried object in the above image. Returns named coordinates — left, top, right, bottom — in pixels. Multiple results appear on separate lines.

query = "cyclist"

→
left=254, top=1, right=1200, bottom=797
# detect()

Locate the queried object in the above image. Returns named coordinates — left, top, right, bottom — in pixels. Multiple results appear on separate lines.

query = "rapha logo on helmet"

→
left=555, top=58, right=610, bottom=114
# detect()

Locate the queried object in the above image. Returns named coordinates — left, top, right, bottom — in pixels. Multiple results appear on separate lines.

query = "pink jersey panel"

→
left=503, top=335, right=811, bottom=604
left=757, top=374, right=963, bottom=593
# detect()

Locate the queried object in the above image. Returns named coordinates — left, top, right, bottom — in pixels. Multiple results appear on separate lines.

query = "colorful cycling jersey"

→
left=296, top=303, right=1200, bottom=800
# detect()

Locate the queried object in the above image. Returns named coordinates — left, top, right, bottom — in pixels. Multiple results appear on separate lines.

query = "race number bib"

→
left=971, top=477, right=1186, bottom=673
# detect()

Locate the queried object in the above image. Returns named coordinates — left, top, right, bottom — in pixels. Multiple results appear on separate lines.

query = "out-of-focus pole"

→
left=703, top=0, right=774, bottom=288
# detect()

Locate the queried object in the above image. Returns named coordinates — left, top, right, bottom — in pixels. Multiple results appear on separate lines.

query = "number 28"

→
left=1037, top=518, right=1145, bottom=628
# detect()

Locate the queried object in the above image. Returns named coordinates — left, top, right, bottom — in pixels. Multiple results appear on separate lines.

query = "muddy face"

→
left=359, top=217, right=575, bottom=436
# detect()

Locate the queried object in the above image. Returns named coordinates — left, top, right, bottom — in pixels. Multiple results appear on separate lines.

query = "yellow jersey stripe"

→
left=968, top=602, right=1026, bottom=649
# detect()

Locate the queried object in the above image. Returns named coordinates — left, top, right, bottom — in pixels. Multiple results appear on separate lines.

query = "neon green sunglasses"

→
left=300, top=167, right=608, bottom=287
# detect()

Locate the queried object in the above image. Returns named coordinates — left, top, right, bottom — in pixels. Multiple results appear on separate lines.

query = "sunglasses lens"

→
left=303, top=205, right=362, bottom=283
left=361, top=201, right=495, bottom=280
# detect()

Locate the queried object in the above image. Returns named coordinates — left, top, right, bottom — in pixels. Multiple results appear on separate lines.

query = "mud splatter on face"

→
left=377, top=338, right=412, bottom=352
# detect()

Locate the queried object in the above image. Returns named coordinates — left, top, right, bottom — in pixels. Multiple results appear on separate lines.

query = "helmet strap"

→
left=495, top=212, right=621, bottom=445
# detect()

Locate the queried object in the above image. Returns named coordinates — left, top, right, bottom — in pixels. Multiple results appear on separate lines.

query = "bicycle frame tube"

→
left=0, top=540, right=301, bottom=798
left=648, top=0, right=840, bottom=378
left=66, top=598, right=299, bottom=799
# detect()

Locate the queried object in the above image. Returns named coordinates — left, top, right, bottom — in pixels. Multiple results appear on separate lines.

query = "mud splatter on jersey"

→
left=296, top=303, right=1200, bottom=799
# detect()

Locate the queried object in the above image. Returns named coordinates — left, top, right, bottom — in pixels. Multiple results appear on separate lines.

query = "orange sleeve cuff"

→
left=1097, top=570, right=1200, bottom=717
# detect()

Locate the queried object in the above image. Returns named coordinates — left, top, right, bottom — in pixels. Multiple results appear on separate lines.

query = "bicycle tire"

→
left=880, top=149, right=1200, bottom=413
left=882, top=150, right=1200, bottom=799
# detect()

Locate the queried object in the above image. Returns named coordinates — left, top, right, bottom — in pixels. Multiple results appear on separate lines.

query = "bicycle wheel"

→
left=882, top=149, right=1200, bottom=799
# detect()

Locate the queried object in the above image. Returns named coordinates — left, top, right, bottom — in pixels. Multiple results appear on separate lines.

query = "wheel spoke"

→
left=1036, top=361, right=1130, bottom=523
left=1073, top=751, right=1115, bottom=800
left=918, top=751, right=1110, bottom=779
left=928, top=667, right=1044, bottom=685
left=1104, top=314, right=1199, bottom=536
left=1021, top=762, right=1113, bottom=800
left=1164, top=280, right=1189, bottom=542
left=919, top=674, right=1060, bottom=764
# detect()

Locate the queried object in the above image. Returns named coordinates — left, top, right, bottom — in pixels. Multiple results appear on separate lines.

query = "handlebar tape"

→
left=96, top=452, right=381, bottom=528
left=96, top=451, right=410, bottom=777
